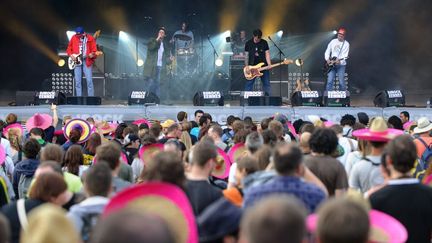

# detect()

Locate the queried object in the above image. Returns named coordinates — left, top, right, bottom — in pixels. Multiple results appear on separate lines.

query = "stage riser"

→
left=0, top=106, right=430, bottom=126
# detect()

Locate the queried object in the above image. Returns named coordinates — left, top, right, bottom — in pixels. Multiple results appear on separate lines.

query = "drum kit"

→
left=172, top=33, right=198, bottom=78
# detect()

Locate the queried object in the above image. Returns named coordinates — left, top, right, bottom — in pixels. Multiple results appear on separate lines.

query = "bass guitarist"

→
left=244, top=29, right=272, bottom=95
left=67, top=26, right=98, bottom=96
left=324, top=27, right=350, bottom=91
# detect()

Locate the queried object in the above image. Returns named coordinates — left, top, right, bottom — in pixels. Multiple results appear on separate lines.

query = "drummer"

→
left=171, top=22, right=194, bottom=50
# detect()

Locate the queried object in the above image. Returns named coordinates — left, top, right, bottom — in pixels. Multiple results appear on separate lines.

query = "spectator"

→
left=370, top=135, right=432, bottom=243
left=357, top=112, right=369, bottom=126
left=180, top=121, right=195, bottom=147
left=40, top=144, right=83, bottom=193
left=268, top=120, right=287, bottom=142
left=177, top=111, right=188, bottom=123
left=7, top=129, right=22, bottom=164
left=299, top=132, right=312, bottom=155
left=399, top=111, right=410, bottom=124
left=208, top=124, right=227, bottom=151
left=330, top=124, right=358, bottom=166
left=83, top=133, right=101, bottom=166
left=260, top=129, right=278, bottom=147
left=340, top=114, right=356, bottom=137
left=254, top=145, right=273, bottom=170
left=62, top=128, right=82, bottom=151
left=12, top=138, right=41, bottom=198
left=222, top=115, right=236, bottom=142
left=315, top=198, right=370, bottom=243
left=345, top=139, right=370, bottom=176
left=185, top=141, right=222, bottom=215
left=244, top=143, right=326, bottom=212
left=90, top=209, right=175, bottom=243
left=304, top=128, right=348, bottom=196
left=63, top=144, right=88, bottom=177
left=412, top=117, right=432, bottom=159
left=2, top=172, right=68, bottom=243
left=123, top=133, right=140, bottom=164
left=139, top=151, right=186, bottom=190
left=0, top=213, right=10, bottom=243
left=22, top=204, right=80, bottom=243
left=223, top=155, right=258, bottom=207
left=194, top=109, right=204, bottom=123
left=68, top=163, right=112, bottom=241
left=350, top=117, right=403, bottom=193
left=96, top=142, right=131, bottom=195
left=388, top=115, right=403, bottom=130
left=240, top=195, right=307, bottom=243
left=29, top=128, right=47, bottom=147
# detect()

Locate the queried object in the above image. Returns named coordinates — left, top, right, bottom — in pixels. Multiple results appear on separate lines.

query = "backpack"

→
left=18, top=174, right=34, bottom=199
left=413, top=138, right=432, bottom=181
left=81, top=213, right=100, bottom=242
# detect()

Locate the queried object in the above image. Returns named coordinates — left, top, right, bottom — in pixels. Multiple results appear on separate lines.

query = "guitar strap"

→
left=335, top=40, right=346, bottom=60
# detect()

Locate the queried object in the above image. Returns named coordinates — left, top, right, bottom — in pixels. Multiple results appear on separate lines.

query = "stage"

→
left=1, top=104, right=431, bottom=125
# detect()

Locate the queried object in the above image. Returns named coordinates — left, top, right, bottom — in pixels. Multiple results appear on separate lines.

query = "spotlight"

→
left=277, top=30, right=283, bottom=37
left=333, top=30, right=338, bottom=34
left=215, top=58, right=223, bottom=67
left=295, top=58, right=304, bottom=67
left=223, top=30, right=231, bottom=38
left=137, top=59, right=144, bottom=67
left=66, top=31, right=76, bottom=40
left=119, top=31, right=129, bottom=41
left=57, top=59, right=65, bottom=67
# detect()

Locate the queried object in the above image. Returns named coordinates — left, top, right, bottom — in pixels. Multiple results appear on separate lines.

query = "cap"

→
left=161, top=119, right=176, bottom=128
left=337, top=28, right=346, bottom=35
left=75, top=26, right=84, bottom=34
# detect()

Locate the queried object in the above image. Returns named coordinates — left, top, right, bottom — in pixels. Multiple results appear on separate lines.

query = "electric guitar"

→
left=244, top=58, right=293, bottom=80
left=68, top=30, right=103, bottom=70
left=323, top=56, right=347, bottom=75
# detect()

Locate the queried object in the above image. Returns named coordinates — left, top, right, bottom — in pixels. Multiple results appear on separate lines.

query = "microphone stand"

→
left=207, top=35, right=219, bottom=72
left=268, top=36, right=285, bottom=99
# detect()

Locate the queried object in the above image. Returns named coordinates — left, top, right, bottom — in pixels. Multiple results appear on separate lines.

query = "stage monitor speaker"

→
left=15, top=91, right=37, bottom=106
left=128, top=91, right=160, bottom=105
left=248, top=96, right=282, bottom=106
left=291, top=91, right=322, bottom=106
left=323, top=91, right=350, bottom=107
left=193, top=91, right=224, bottom=106
left=239, top=91, right=265, bottom=106
left=35, top=91, right=66, bottom=105
left=373, top=90, right=405, bottom=107
left=229, top=58, right=246, bottom=91
left=66, top=96, right=102, bottom=105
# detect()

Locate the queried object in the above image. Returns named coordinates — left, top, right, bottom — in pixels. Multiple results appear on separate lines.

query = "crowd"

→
left=0, top=105, right=432, bottom=243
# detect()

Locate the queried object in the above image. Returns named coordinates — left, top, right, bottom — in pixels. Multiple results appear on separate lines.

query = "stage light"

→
left=66, top=31, right=76, bottom=40
left=57, top=59, right=65, bottom=67
left=333, top=30, right=338, bottom=34
left=277, top=30, right=283, bottom=37
left=137, top=59, right=144, bottom=67
left=295, top=58, right=304, bottom=67
left=223, top=30, right=231, bottom=38
left=215, top=58, right=223, bottom=67
left=119, top=31, right=129, bottom=41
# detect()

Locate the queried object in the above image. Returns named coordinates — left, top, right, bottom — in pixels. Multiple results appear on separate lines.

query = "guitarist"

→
left=67, top=26, right=98, bottom=96
left=244, top=29, right=272, bottom=95
left=324, top=27, right=350, bottom=91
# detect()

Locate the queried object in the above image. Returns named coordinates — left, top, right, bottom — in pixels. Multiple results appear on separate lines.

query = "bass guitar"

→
left=244, top=59, right=293, bottom=80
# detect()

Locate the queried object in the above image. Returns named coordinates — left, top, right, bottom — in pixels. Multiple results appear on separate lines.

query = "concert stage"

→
left=1, top=104, right=431, bottom=125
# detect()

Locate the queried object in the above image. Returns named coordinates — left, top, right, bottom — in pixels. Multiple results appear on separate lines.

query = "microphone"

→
left=268, top=36, right=272, bottom=41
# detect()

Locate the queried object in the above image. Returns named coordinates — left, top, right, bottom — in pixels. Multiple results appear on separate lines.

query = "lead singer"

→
left=143, top=27, right=172, bottom=99
left=244, top=29, right=272, bottom=95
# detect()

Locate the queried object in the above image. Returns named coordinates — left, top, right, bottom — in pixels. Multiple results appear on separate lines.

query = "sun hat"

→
left=413, top=117, right=432, bottom=134
left=99, top=121, right=118, bottom=135
left=103, top=182, right=198, bottom=243
left=63, top=118, right=92, bottom=144
left=26, top=113, right=53, bottom=131
left=0, top=146, right=6, bottom=166
left=228, top=143, right=247, bottom=164
left=3, top=123, right=23, bottom=138
left=352, top=117, right=404, bottom=142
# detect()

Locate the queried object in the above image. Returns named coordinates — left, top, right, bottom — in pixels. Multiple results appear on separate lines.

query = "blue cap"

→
left=75, top=26, right=84, bottom=34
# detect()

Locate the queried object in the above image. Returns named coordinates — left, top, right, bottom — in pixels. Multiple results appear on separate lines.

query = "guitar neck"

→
left=259, top=61, right=285, bottom=71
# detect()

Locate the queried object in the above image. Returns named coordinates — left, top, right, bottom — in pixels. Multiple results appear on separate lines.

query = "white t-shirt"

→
left=337, top=137, right=358, bottom=166
left=349, top=155, right=383, bottom=193
left=157, top=42, right=164, bottom=67
left=324, top=38, right=350, bottom=65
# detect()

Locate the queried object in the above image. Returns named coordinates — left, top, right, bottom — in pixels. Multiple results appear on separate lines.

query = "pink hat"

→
left=228, top=143, right=247, bottom=164
left=3, top=123, right=24, bottom=138
left=353, top=117, right=404, bottom=142
left=402, top=121, right=414, bottom=131
left=307, top=209, right=407, bottom=243
left=212, top=148, right=231, bottom=179
left=103, top=182, right=198, bottom=243
left=63, top=119, right=92, bottom=144
left=26, top=113, right=53, bottom=131
left=132, top=118, right=151, bottom=128
left=99, top=121, right=118, bottom=135
left=138, top=144, right=164, bottom=164
left=0, top=146, right=6, bottom=166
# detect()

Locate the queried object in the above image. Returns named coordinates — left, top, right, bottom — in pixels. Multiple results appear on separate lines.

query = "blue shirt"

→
left=243, top=176, right=326, bottom=213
